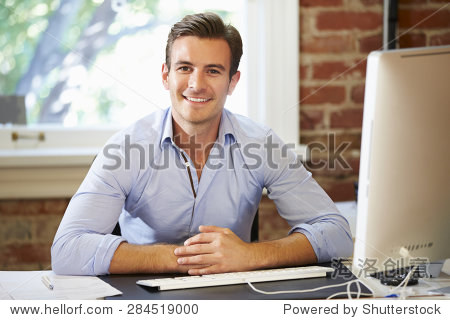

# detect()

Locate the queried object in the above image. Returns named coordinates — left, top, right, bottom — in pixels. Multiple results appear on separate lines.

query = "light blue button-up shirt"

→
left=51, top=107, right=353, bottom=275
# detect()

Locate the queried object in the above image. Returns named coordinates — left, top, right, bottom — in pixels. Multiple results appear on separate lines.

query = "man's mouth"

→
left=184, top=96, right=211, bottom=103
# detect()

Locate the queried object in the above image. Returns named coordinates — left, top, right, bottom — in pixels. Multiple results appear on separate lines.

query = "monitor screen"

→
left=353, top=45, right=450, bottom=273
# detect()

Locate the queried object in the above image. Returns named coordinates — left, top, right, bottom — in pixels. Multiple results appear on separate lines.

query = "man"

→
left=52, top=12, right=352, bottom=276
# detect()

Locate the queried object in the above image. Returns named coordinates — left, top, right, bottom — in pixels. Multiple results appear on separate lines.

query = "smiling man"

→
left=51, top=12, right=353, bottom=276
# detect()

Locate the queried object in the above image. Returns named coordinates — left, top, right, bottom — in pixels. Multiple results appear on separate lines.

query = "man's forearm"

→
left=109, top=229, right=317, bottom=275
left=246, top=232, right=317, bottom=270
left=109, top=242, right=189, bottom=274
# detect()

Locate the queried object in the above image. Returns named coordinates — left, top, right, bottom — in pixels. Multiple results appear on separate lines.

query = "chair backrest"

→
left=112, top=209, right=260, bottom=242
left=250, top=209, right=259, bottom=242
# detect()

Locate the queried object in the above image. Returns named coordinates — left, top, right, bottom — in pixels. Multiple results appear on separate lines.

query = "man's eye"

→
left=178, top=66, right=190, bottom=72
left=208, top=69, right=220, bottom=74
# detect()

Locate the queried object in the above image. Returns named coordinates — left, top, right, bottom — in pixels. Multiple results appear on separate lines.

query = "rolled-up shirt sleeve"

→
left=263, top=131, right=353, bottom=262
left=51, top=138, right=134, bottom=275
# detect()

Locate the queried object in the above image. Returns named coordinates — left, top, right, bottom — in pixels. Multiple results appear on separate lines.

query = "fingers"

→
left=183, top=226, right=233, bottom=246
left=177, top=253, right=215, bottom=266
left=187, top=265, right=221, bottom=276
left=174, top=243, right=212, bottom=256
left=174, top=226, right=242, bottom=274
left=198, top=225, right=231, bottom=234
left=177, top=264, right=210, bottom=273
left=183, top=232, right=217, bottom=246
left=177, top=252, right=225, bottom=270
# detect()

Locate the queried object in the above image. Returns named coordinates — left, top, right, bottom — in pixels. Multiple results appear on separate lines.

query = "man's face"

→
left=162, top=36, right=240, bottom=129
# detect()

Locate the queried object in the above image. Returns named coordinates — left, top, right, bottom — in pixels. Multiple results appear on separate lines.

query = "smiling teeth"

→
left=186, top=97, right=209, bottom=102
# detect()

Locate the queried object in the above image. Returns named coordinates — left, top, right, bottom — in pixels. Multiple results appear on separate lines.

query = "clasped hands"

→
left=174, top=225, right=253, bottom=275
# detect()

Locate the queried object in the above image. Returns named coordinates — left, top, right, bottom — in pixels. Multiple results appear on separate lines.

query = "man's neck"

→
left=172, top=116, right=221, bottom=175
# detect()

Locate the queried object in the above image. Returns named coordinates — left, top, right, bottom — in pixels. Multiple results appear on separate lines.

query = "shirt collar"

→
left=217, top=109, right=237, bottom=145
left=160, top=107, right=174, bottom=149
left=160, top=107, right=237, bottom=148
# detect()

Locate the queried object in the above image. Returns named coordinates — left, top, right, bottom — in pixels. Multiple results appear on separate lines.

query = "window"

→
left=0, top=0, right=300, bottom=198
left=1, top=0, right=244, bottom=125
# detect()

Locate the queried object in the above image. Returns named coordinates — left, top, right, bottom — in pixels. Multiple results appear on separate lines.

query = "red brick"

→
left=0, top=218, right=33, bottom=244
left=316, top=11, right=383, bottom=31
left=322, top=180, right=357, bottom=202
left=399, top=0, right=434, bottom=4
left=300, top=64, right=308, bottom=80
left=301, top=132, right=362, bottom=150
left=35, top=216, right=62, bottom=243
left=399, top=33, right=426, bottom=48
left=361, top=0, right=383, bottom=5
left=259, top=196, right=290, bottom=241
left=300, top=109, right=324, bottom=130
left=430, top=32, right=450, bottom=46
left=300, top=0, right=343, bottom=8
left=1, top=243, right=51, bottom=265
left=301, top=34, right=355, bottom=53
left=359, top=34, right=383, bottom=53
left=312, top=61, right=347, bottom=80
left=0, top=199, right=69, bottom=216
left=351, top=84, right=366, bottom=104
left=306, top=156, right=360, bottom=178
left=330, top=108, right=364, bottom=129
left=0, top=200, right=37, bottom=216
left=300, top=86, right=346, bottom=105
left=312, top=60, right=366, bottom=80
left=398, top=9, right=450, bottom=29
left=344, top=157, right=360, bottom=176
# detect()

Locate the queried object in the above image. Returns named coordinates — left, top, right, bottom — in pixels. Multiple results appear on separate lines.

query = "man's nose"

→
left=188, top=71, right=206, bottom=91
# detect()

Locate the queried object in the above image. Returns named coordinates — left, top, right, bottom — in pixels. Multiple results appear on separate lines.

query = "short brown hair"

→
left=166, top=12, right=243, bottom=79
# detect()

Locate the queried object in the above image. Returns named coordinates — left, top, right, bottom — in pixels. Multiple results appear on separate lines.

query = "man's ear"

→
left=227, top=71, right=241, bottom=95
left=162, top=63, right=169, bottom=90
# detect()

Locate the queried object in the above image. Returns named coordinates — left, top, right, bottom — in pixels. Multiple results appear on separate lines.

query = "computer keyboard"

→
left=137, top=266, right=334, bottom=291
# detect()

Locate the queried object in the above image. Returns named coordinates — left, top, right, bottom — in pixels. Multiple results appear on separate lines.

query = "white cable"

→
left=246, top=279, right=374, bottom=299
left=393, top=264, right=419, bottom=291
left=389, top=247, right=419, bottom=299
left=347, top=279, right=361, bottom=299
left=327, top=291, right=373, bottom=300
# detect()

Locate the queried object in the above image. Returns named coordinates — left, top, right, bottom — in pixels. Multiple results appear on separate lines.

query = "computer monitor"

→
left=353, top=45, right=450, bottom=273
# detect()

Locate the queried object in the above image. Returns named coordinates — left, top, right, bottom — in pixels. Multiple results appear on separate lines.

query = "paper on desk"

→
left=0, top=271, right=122, bottom=300
left=0, top=283, right=13, bottom=300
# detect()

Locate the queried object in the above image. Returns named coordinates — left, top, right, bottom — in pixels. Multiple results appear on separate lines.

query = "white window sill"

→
left=0, top=126, right=117, bottom=199
left=0, top=148, right=99, bottom=167
left=0, top=148, right=99, bottom=199
left=0, top=126, right=309, bottom=199
left=0, top=146, right=309, bottom=200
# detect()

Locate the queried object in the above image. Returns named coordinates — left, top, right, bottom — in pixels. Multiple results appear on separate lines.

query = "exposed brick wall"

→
left=299, top=0, right=450, bottom=202
left=0, top=199, right=68, bottom=270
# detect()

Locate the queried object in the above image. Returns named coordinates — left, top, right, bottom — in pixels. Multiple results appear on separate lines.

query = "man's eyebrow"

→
left=205, top=64, right=226, bottom=71
left=174, top=61, right=226, bottom=71
left=174, top=61, right=194, bottom=66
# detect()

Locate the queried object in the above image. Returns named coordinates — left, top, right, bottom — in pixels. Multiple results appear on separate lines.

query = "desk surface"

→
left=101, top=263, right=371, bottom=300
